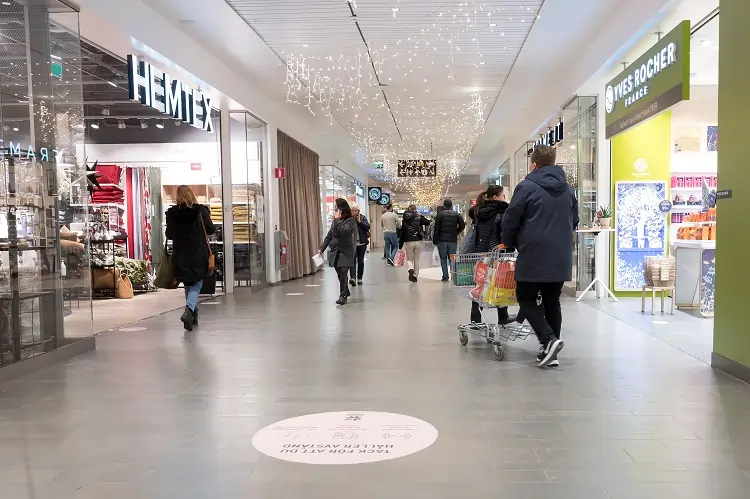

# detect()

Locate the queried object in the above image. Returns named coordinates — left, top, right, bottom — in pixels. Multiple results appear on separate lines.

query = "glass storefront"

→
left=320, top=165, right=364, bottom=233
left=512, top=142, right=534, bottom=195
left=0, top=1, right=90, bottom=366
left=558, top=96, right=598, bottom=293
left=229, top=111, right=267, bottom=288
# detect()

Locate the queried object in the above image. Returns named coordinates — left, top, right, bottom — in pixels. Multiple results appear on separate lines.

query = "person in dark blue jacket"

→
left=502, top=145, right=578, bottom=368
left=349, top=204, right=371, bottom=286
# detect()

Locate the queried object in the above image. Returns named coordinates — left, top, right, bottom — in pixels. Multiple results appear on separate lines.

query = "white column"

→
left=595, top=93, right=611, bottom=298
left=219, top=102, right=234, bottom=293
left=265, top=125, right=281, bottom=284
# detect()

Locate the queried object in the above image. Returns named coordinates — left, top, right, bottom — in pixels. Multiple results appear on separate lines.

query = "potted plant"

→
left=597, top=205, right=612, bottom=228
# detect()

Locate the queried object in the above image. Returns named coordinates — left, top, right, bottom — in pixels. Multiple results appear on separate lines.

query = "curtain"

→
left=278, top=130, right=321, bottom=281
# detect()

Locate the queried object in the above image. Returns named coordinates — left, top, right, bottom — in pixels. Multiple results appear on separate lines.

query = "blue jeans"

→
left=384, top=232, right=399, bottom=260
left=437, top=241, right=457, bottom=280
left=184, top=280, right=203, bottom=312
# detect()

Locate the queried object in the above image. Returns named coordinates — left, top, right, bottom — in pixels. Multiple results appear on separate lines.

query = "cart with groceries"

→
left=451, top=247, right=531, bottom=360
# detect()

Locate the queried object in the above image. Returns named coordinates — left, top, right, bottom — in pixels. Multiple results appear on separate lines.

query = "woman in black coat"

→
left=470, top=185, right=519, bottom=325
left=320, top=198, right=357, bottom=305
left=165, top=185, right=215, bottom=331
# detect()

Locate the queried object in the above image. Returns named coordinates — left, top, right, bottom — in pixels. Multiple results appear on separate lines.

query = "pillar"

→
left=712, top=0, right=750, bottom=381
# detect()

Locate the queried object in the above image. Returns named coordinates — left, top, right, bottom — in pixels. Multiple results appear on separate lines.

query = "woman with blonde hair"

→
left=165, top=185, right=215, bottom=330
left=349, top=204, right=370, bottom=286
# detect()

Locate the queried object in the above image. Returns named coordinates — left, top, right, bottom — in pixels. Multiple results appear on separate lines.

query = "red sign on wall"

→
left=274, top=167, right=286, bottom=179
left=190, top=162, right=202, bottom=171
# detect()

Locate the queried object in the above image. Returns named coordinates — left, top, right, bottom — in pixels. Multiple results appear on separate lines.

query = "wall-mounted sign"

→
left=274, top=167, right=286, bottom=179
left=5, top=142, right=65, bottom=163
left=604, top=21, right=690, bottom=139
left=397, top=159, right=436, bottom=178
left=128, top=54, right=214, bottom=133
left=190, top=162, right=201, bottom=171
left=355, top=185, right=364, bottom=197
left=535, top=120, right=564, bottom=147
left=368, top=187, right=382, bottom=203
left=379, top=193, right=391, bottom=206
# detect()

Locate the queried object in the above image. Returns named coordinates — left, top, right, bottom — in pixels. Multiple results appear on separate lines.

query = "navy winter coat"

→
left=501, top=166, right=579, bottom=283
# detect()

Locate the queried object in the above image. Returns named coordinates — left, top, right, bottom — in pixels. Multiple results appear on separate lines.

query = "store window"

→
left=321, top=165, right=362, bottom=233
left=1, top=1, right=90, bottom=367
left=512, top=142, right=534, bottom=194
left=229, top=111, right=267, bottom=288
left=558, top=96, right=598, bottom=293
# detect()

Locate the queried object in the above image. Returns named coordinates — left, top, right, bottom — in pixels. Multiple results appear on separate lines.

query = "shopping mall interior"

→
left=1, top=0, right=750, bottom=497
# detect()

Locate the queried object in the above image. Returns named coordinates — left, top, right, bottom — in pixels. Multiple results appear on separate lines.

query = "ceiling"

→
left=225, top=0, right=542, bottom=204
left=690, top=13, right=718, bottom=86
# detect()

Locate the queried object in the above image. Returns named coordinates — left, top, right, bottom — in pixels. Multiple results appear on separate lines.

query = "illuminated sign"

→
left=128, top=54, right=214, bottom=132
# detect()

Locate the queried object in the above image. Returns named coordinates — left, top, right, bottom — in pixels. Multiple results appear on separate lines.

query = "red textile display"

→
left=94, top=164, right=121, bottom=185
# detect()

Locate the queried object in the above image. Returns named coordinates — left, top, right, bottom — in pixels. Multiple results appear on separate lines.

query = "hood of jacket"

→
left=526, top=165, right=569, bottom=196
left=167, top=204, right=203, bottom=224
left=402, top=211, right=419, bottom=223
left=476, top=200, right=509, bottom=222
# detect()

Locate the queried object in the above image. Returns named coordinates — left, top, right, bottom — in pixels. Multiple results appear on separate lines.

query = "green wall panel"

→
left=713, top=0, right=750, bottom=369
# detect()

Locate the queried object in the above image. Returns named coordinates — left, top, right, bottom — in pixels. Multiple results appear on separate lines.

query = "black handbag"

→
left=200, top=271, right=217, bottom=295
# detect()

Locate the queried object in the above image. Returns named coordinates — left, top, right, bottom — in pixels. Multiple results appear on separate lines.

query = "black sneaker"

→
left=536, top=346, right=559, bottom=367
left=538, top=339, right=564, bottom=367
left=408, top=269, right=417, bottom=282
left=336, top=295, right=347, bottom=305
left=349, top=279, right=357, bottom=287
left=357, top=279, right=363, bottom=285
left=387, top=258, right=395, bottom=266
left=180, top=307, right=194, bottom=331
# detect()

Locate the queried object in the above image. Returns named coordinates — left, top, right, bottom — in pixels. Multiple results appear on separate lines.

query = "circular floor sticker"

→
left=252, top=411, right=438, bottom=465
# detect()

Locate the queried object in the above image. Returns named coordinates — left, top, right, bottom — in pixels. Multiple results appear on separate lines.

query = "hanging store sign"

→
left=397, top=159, right=437, bottom=178
left=604, top=21, right=690, bottom=139
left=127, top=54, right=214, bottom=133
left=379, top=192, right=391, bottom=206
left=368, top=187, right=382, bottom=203
left=535, top=120, right=564, bottom=147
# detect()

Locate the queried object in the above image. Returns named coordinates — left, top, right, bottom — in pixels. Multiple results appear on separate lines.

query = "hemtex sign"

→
left=128, top=54, right=214, bottom=132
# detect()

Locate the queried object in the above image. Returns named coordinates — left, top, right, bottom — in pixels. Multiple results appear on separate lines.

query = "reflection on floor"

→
left=63, top=288, right=217, bottom=337
left=1, top=254, right=749, bottom=499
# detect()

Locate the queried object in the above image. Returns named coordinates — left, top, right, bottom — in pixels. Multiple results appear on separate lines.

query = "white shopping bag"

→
left=432, top=246, right=440, bottom=266
left=311, top=253, right=325, bottom=268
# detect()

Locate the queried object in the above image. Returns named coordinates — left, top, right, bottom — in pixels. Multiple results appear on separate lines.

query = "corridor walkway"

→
left=1, top=258, right=750, bottom=498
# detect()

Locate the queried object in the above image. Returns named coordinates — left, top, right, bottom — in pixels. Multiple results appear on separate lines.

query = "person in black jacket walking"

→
left=399, top=205, right=430, bottom=282
left=470, top=185, right=517, bottom=325
left=349, top=204, right=370, bottom=286
left=165, top=185, right=215, bottom=331
left=502, top=145, right=578, bottom=367
left=433, top=199, right=466, bottom=281
left=320, top=198, right=357, bottom=305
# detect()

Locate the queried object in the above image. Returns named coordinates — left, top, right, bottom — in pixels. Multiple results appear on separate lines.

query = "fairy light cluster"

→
left=274, top=0, right=543, bottom=203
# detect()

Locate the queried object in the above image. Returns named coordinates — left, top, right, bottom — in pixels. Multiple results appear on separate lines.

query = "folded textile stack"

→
left=209, top=203, right=222, bottom=223
left=232, top=206, right=253, bottom=223
left=233, top=224, right=257, bottom=243
left=92, top=185, right=124, bottom=204
left=95, top=164, right=122, bottom=185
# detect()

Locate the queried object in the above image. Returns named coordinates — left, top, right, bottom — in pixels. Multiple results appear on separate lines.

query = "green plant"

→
left=597, top=205, right=612, bottom=218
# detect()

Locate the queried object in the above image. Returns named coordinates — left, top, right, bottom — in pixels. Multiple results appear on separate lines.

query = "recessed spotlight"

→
left=479, top=61, right=486, bottom=65
left=701, top=39, right=711, bottom=47
left=489, top=23, right=497, bottom=27
left=117, top=120, right=126, bottom=129
left=392, top=7, right=399, bottom=12
left=12, top=127, right=18, bottom=131
left=90, top=121, right=99, bottom=129
left=1, top=1, right=11, bottom=5
left=302, top=44, right=309, bottom=48
left=156, top=121, right=165, bottom=129
left=570, top=145, right=576, bottom=150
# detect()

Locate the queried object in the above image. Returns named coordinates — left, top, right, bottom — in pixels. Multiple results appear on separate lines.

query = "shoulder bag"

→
left=154, top=241, right=178, bottom=289
left=200, top=215, right=216, bottom=275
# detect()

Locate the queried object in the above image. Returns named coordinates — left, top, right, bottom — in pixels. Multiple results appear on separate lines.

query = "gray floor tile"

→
left=0, top=256, right=748, bottom=497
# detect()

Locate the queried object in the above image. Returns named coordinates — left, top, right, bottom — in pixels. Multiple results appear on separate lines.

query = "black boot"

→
left=180, top=307, right=194, bottom=331
left=336, top=295, right=347, bottom=305
left=192, top=309, right=199, bottom=326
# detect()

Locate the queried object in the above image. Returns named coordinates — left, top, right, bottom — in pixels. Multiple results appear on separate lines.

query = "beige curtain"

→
left=278, top=130, right=321, bottom=281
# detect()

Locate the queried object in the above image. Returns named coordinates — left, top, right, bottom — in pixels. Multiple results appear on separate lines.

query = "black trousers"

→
left=516, top=281, right=563, bottom=346
left=336, top=267, right=351, bottom=297
left=351, top=245, right=367, bottom=280
left=470, top=302, right=525, bottom=324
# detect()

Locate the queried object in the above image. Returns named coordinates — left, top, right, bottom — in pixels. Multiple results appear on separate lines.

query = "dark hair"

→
left=468, top=206, right=476, bottom=222
left=335, top=198, right=352, bottom=219
left=436, top=206, right=444, bottom=213
left=386, top=203, right=393, bottom=211
left=408, top=204, right=417, bottom=212
left=531, top=144, right=557, bottom=168
left=485, top=185, right=504, bottom=200
left=443, top=198, right=453, bottom=210
left=476, top=192, right=488, bottom=208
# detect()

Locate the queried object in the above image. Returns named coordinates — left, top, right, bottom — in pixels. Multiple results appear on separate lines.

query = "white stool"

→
left=641, top=285, right=675, bottom=315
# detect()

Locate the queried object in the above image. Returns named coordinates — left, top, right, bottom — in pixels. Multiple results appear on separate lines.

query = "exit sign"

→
left=50, top=61, right=63, bottom=79
left=374, top=161, right=384, bottom=170
left=190, top=163, right=201, bottom=171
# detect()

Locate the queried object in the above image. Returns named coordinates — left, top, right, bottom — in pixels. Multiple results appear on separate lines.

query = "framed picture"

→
left=614, top=181, right=667, bottom=291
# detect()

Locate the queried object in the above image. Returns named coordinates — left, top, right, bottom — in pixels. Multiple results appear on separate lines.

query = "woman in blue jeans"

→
left=166, top=185, right=215, bottom=331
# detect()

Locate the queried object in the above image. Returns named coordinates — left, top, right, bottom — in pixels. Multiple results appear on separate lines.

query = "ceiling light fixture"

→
left=156, top=121, right=165, bottom=129
left=101, top=107, right=111, bottom=116
left=117, top=120, right=126, bottom=129
left=108, top=81, right=117, bottom=87
left=90, top=121, right=99, bottom=129
left=140, top=120, right=149, bottom=129
left=12, top=127, right=18, bottom=132
left=1, top=2, right=11, bottom=6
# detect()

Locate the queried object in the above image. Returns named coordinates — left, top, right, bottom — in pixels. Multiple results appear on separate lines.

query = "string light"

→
left=274, top=0, right=542, bottom=203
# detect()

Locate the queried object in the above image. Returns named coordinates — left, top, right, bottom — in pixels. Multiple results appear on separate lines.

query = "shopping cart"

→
left=451, top=248, right=532, bottom=360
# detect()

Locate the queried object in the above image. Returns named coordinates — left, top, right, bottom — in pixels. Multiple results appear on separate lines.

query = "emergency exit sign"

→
left=50, top=62, right=63, bottom=79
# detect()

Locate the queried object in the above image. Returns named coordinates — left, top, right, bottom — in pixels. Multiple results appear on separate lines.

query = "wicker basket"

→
left=643, top=256, right=676, bottom=288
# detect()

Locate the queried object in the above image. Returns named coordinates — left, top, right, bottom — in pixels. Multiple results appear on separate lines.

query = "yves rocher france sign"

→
left=604, top=21, right=690, bottom=139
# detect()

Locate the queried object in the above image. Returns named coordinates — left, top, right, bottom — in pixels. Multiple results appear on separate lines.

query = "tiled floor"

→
left=1, top=254, right=749, bottom=499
